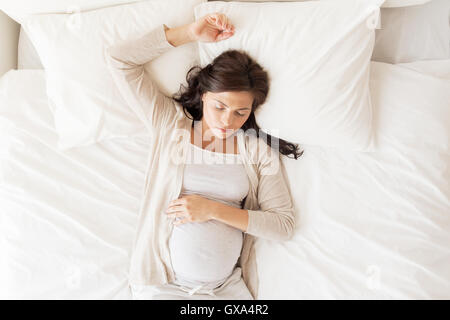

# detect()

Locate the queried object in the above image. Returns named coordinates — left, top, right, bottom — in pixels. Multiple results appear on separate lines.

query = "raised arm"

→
left=105, top=14, right=235, bottom=134
left=105, top=23, right=194, bottom=133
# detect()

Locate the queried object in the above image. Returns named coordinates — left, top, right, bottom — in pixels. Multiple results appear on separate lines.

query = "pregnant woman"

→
left=106, top=12, right=303, bottom=300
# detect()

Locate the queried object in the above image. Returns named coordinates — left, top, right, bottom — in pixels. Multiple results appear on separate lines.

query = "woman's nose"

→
left=221, top=114, right=233, bottom=127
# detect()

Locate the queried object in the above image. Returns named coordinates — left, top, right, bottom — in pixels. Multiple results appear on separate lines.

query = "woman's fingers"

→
left=214, top=13, right=225, bottom=29
left=216, top=31, right=233, bottom=41
left=221, top=15, right=232, bottom=31
left=222, top=15, right=228, bottom=30
left=173, top=218, right=188, bottom=226
left=167, top=211, right=182, bottom=218
left=207, top=12, right=233, bottom=31
left=166, top=204, right=183, bottom=217
left=205, top=14, right=216, bottom=24
left=222, top=17, right=234, bottom=32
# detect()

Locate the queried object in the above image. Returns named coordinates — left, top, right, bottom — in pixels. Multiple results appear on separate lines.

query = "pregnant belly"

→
left=169, top=218, right=243, bottom=284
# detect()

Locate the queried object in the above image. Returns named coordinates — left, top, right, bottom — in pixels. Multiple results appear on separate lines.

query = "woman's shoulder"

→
left=161, top=99, right=191, bottom=131
left=241, top=131, right=281, bottom=175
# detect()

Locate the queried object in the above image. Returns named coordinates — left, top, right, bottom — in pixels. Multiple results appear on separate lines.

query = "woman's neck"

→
left=191, top=119, right=238, bottom=154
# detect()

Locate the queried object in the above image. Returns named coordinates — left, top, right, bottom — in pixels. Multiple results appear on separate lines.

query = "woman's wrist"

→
left=164, top=23, right=197, bottom=47
left=209, top=201, right=249, bottom=232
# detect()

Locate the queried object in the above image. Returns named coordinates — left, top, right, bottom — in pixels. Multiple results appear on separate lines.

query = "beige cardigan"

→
left=105, top=24, right=296, bottom=299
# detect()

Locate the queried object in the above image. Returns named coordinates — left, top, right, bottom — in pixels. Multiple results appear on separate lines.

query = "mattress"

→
left=1, top=59, right=449, bottom=299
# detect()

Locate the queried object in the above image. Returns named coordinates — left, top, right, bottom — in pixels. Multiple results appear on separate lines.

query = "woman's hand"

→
left=189, top=12, right=235, bottom=43
left=166, top=194, right=216, bottom=225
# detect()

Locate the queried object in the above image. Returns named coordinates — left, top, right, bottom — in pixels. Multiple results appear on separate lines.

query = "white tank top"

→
left=169, top=142, right=249, bottom=289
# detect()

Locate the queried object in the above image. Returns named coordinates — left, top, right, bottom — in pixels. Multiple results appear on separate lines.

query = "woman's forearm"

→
left=210, top=201, right=249, bottom=233
left=164, top=24, right=196, bottom=47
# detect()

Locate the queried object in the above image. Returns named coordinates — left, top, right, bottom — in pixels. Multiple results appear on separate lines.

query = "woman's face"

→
left=201, top=91, right=253, bottom=140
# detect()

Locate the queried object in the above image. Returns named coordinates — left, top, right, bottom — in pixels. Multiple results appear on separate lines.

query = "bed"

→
left=1, top=0, right=449, bottom=299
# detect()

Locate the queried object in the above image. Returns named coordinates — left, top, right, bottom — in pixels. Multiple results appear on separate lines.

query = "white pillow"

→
left=0, top=0, right=431, bottom=23
left=195, top=0, right=383, bottom=150
left=396, top=59, right=450, bottom=79
left=207, top=0, right=432, bottom=9
left=369, top=61, right=450, bottom=151
left=22, top=0, right=205, bottom=150
left=0, top=0, right=145, bottom=23
left=0, top=9, right=19, bottom=78
left=11, top=1, right=441, bottom=70
left=381, top=0, right=431, bottom=7
left=18, top=27, right=43, bottom=69
left=372, top=0, right=450, bottom=64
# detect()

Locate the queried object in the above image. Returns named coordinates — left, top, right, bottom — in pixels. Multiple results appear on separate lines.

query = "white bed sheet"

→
left=256, top=60, right=450, bottom=299
left=0, top=70, right=148, bottom=299
left=1, top=59, right=449, bottom=299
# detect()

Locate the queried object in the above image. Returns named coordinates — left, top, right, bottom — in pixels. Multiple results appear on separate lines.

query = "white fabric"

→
left=372, top=0, right=450, bottom=64
left=380, top=0, right=431, bottom=7
left=131, top=266, right=254, bottom=300
left=212, top=0, right=432, bottom=9
left=0, top=9, right=19, bottom=77
left=256, top=60, right=450, bottom=299
left=396, top=59, right=450, bottom=79
left=169, top=142, right=248, bottom=288
left=0, top=70, right=143, bottom=299
left=0, top=0, right=145, bottom=23
left=1, top=61, right=449, bottom=299
left=17, top=27, right=43, bottom=69
left=195, top=0, right=383, bottom=151
left=21, top=0, right=204, bottom=150
left=0, top=0, right=431, bottom=24
left=13, top=0, right=446, bottom=69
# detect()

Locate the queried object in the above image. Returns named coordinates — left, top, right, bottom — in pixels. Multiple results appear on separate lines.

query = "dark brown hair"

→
left=172, top=49, right=304, bottom=159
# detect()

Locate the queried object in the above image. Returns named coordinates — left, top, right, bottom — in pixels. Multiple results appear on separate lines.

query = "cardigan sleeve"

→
left=245, top=144, right=296, bottom=242
left=104, top=24, right=178, bottom=134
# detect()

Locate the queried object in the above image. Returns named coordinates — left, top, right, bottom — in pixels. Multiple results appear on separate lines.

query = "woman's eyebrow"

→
left=214, top=99, right=251, bottom=110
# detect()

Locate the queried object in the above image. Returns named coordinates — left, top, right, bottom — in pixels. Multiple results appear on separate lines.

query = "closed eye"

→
left=215, top=104, right=246, bottom=117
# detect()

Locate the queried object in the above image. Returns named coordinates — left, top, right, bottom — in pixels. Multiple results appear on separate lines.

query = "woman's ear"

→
left=201, top=92, right=207, bottom=106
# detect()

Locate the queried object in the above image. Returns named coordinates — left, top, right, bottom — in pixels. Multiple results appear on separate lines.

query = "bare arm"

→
left=211, top=203, right=249, bottom=233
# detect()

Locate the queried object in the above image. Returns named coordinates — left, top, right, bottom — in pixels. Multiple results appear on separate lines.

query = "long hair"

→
left=172, top=49, right=304, bottom=159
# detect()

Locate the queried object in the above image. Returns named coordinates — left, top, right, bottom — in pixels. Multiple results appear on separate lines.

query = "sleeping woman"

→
left=106, top=12, right=303, bottom=300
